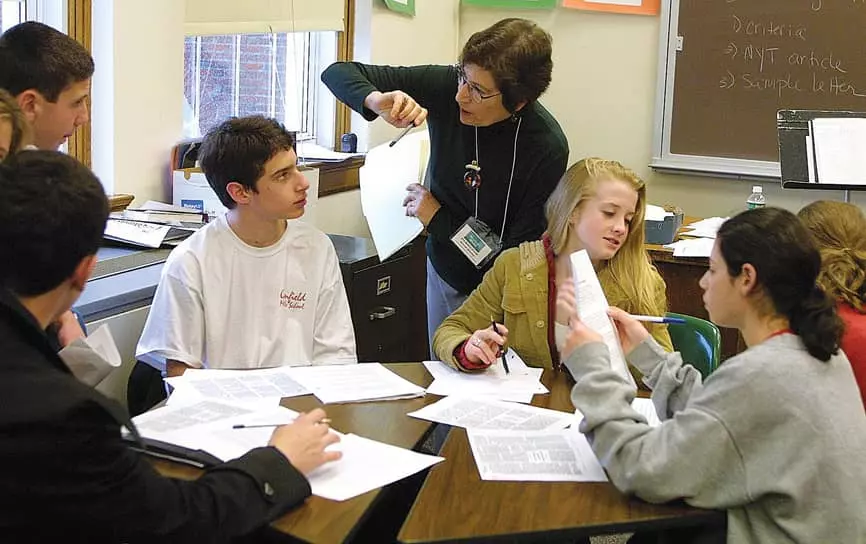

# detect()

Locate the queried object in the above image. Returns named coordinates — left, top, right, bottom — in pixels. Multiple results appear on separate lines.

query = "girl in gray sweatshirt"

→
left=560, top=207, right=866, bottom=543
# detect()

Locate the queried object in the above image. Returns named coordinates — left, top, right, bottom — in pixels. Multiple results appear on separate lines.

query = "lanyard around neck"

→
left=472, top=117, right=522, bottom=243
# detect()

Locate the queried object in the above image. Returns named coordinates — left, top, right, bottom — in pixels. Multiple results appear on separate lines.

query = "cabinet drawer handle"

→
left=369, top=306, right=396, bottom=320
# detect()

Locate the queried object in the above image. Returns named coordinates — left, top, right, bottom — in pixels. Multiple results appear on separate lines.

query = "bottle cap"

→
left=752, top=186, right=762, bottom=193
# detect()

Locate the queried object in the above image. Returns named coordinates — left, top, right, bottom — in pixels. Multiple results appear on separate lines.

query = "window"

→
left=1, top=0, right=65, bottom=34
left=183, top=31, right=336, bottom=145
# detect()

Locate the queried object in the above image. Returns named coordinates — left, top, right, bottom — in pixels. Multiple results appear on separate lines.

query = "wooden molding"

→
left=333, top=0, right=355, bottom=151
left=66, top=0, right=92, bottom=168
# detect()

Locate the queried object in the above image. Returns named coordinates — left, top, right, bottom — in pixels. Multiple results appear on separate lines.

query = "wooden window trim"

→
left=66, top=0, right=92, bottom=168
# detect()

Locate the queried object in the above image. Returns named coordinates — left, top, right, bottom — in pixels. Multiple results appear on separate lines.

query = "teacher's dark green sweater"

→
left=322, top=62, right=568, bottom=295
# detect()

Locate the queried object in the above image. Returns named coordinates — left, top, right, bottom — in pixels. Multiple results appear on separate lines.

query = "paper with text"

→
left=408, top=396, right=575, bottom=431
left=574, top=397, right=662, bottom=428
left=164, top=367, right=309, bottom=405
left=467, top=429, right=607, bottom=482
left=288, top=363, right=426, bottom=404
left=423, top=353, right=548, bottom=403
left=570, top=250, right=635, bottom=387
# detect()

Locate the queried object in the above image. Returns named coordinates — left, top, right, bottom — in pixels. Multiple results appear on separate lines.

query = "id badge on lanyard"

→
left=451, top=215, right=503, bottom=269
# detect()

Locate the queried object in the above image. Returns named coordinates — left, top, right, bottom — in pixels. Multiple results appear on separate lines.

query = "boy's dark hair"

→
left=717, top=207, right=844, bottom=362
left=0, top=150, right=108, bottom=296
left=0, top=21, right=95, bottom=101
left=198, top=116, right=296, bottom=209
left=459, top=18, right=553, bottom=113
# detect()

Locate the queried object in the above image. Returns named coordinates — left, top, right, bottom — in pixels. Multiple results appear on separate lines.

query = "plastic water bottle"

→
left=746, top=185, right=765, bottom=210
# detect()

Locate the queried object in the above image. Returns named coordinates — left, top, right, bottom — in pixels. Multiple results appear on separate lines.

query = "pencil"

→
left=490, top=318, right=510, bottom=374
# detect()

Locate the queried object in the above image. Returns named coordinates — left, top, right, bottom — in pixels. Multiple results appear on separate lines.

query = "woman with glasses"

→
left=322, top=18, right=569, bottom=351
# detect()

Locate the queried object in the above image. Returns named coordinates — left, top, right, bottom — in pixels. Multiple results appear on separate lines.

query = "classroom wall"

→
left=459, top=6, right=865, bottom=217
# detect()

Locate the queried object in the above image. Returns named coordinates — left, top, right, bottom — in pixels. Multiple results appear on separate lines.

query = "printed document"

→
left=423, top=351, right=548, bottom=404
left=570, top=250, right=635, bottom=387
left=407, top=396, right=576, bottom=431
left=467, top=429, right=607, bottom=482
left=288, top=363, right=426, bottom=404
left=164, top=367, right=309, bottom=405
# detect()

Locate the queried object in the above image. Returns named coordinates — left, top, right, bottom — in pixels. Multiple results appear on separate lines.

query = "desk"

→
left=398, top=369, right=725, bottom=543
left=150, top=363, right=439, bottom=543
left=646, top=217, right=745, bottom=360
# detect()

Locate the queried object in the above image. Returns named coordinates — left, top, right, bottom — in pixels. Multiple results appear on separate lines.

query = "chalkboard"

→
left=653, top=0, right=866, bottom=177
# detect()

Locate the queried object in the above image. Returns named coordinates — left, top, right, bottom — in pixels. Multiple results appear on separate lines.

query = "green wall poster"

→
left=383, top=0, right=416, bottom=16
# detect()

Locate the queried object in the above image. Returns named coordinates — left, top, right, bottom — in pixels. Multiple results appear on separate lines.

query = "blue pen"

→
left=629, top=315, right=687, bottom=325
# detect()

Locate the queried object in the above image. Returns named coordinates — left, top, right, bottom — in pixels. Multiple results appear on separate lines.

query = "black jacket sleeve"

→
left=16, top=399, right=311, bottom=543
left=321, top=61, right=455, bottom=121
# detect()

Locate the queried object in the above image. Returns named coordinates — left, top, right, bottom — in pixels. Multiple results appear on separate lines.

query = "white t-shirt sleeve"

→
left=135, top=261, right=206, bottom=371
left=311, top=245, right=357, bottom=364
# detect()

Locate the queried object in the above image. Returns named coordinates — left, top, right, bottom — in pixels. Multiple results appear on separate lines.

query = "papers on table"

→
left=307, top=433, right=443, bottom=501
left=679, top=216, right=727, bottom=239
left=807, top=118, right=866, bottom=185
left=164, top=367, right=310, bottom=406
left=104, top=218, right=195, bottom=248
left=289, top=363, right=426, bottom=404
left=58, top=324, right=122, bottom=387
left=467, top=429, right=607, bottom=482
left=407, top=396, right=575, bottom=431
left=359, top=130, right=428, bottom=260
left=664, top=237, right=715, bottom=257
left=297, top=141, right=363, bottom=163
left=132, top=398, right=442, bottom=501
left=423, top=351, right=548, bottom=404
left=570, top=250, right=635, bottom=387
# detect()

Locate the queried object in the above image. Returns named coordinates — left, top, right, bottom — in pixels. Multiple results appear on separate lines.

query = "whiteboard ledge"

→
left=650, top=156, right=780, bottom=181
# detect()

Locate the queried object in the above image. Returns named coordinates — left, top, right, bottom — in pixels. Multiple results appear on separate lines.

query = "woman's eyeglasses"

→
left=456, top=65, right=501, bottom=104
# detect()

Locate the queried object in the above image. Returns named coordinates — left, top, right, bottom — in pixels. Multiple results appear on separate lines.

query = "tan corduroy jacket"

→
left=433, top=238, right=673, bottom=371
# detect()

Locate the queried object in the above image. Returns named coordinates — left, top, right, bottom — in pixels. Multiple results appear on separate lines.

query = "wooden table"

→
left=646, top=217, right=745, bottom=360
left=398, top=369, right=725, bottom=543
left=150, top=363, right=439, bottom=543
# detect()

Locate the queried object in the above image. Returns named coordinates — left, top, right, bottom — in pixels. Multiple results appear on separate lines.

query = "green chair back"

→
left=665, top=312, right=722, bottom=379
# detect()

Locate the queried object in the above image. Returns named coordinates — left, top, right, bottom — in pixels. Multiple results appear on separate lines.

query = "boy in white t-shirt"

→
left=137, top=116, right=357, bottom=375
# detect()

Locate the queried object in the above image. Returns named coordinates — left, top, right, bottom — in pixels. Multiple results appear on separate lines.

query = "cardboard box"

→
left=645, top=212, right=684, bottom=245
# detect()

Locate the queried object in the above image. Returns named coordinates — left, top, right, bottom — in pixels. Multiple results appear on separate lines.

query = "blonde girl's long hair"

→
left=798, top=200, right=866, bottom=312
left=0, top=88, right=28, bottom=159
left=545, top=158, right=666, bottom=316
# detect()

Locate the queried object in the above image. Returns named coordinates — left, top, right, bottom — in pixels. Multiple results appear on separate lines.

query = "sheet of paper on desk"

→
left=407, top=396, right=576, bottom=431
left=164, top=367, right=309, bottom=406
left=810, top=118, right=866, bottom=185
left=574, top=397, right=661, bottom=428
left=423, top=353, right=548, bottom=404
left=104, top=218, right=170, bottom=248
left=645, top=204, right=673, bottom=222
left=664, top=237, right=715, bottom=257
left=570, top=250, right=635, bottom=387
left=679, top=216, right=727, bottom=239
left=467, top=429, right=607, bottom=482
left=359, top=131, right=427, bottom=260
left=306, top=433, right=444, bottom=501
left=288, top=363, right=426, bottom=404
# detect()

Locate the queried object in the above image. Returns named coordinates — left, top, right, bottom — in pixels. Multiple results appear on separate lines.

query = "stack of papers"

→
left=132, top=399, right=444, bottom=501
left=408, top=396, right=575, bottom=431
left=359, top=131, right=428, bottom=260
left=423, top=350, right=548, bottom=404
left=288, top=363, right=426, bottom=404
left=645, top=204, right=675, bottom=222
left=664, top=237, right=715, bottom=257
left=679, top=216, right=727, bottom=239
left=570, top=250, right=635, bottom=387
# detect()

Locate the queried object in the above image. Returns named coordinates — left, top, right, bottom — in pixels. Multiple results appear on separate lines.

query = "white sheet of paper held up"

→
left=59, top=324, right=122, bottom=387
left=569, top=250, right=636, bottom=387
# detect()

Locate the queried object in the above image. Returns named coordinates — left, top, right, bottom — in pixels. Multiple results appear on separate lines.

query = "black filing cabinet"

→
left=328, top=234, right=428, bottom=362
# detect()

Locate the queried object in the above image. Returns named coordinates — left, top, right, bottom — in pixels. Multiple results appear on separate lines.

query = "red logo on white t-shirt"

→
left=280, top=289, right=308, bottom=310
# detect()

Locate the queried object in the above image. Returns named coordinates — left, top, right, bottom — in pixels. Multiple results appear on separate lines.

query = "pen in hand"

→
left=490, top=318, right=510, bottom=374
left=389, top=124, right=415, bottom=147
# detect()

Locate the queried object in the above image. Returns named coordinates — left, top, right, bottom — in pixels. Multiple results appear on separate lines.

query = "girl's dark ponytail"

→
left=788, top=285, right=844, bottom=362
